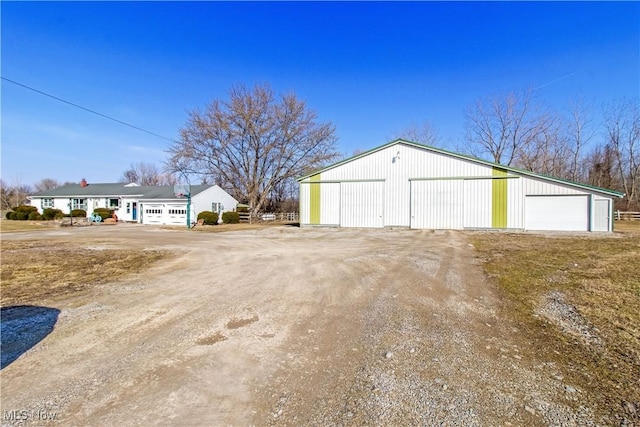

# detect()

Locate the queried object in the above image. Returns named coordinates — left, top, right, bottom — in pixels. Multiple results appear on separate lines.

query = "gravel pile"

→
left=536, top=291, right=603, bottom=347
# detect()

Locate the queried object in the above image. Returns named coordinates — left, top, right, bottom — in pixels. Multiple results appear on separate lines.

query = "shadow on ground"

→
left=1, top=305, right=60, bottom=369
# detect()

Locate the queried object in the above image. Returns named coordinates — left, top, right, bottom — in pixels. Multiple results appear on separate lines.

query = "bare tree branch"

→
left=119, top=162, right=177, bottom=186
left=464, top=89, right=555, bottom=167
left=166, top=84, right=339, bottom=213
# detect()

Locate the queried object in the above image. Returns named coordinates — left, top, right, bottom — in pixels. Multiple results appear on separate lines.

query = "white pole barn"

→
left=298, top=139, right=623, bottom=232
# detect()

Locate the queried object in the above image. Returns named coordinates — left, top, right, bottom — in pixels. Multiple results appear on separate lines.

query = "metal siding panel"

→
left=507, top=178, right=523, bottom=229
left=340, top=182, right=384, bottom=228
left=322, top=143, right=493, bottom=182
left=299, top=184, right=310, bottom=224
left=463, top=180, right=492, bottom=228
left=525, top=195, right=589, bottom=231
left=524, top=177, right=585, bottom=195
left=321, top=183, right=340, bottom=225
left=411, top=180, right=463, bottom=229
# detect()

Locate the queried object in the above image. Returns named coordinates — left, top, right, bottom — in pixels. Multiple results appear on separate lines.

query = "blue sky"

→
left=2, top=1, right=638, bottom=186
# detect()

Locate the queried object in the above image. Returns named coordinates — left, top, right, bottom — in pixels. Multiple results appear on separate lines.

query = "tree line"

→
left=2, top=84, right=637, bottom=212
left=461, top=90, right=638, bottom=210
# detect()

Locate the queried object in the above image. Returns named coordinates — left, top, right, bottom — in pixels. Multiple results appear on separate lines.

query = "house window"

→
left=107, top=198, right=121, bottom=209
left=212, top=202, right=223, bottom=213
left=126, top=203, right=131, bottom=214
left=71, top=198, right=87, bottom=211
left=41, top=198, right=54, bottom=209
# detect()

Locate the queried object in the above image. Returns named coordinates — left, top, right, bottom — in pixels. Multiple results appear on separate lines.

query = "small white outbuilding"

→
left=298, top=139, right=623, bottom=232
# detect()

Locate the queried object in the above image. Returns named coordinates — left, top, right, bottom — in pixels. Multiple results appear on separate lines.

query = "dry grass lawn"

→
left=1, top=240, right=170, bottom=306
left=614, top=220, right=640, bottom=236
left=0, top=220, right=51, bottom=233
left=471, top=229, right=640, bottom=422
left=167, top=222, right=299, bottom=233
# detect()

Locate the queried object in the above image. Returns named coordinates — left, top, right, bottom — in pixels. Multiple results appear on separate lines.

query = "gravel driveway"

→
left=1, top=226, right=594, bottom=426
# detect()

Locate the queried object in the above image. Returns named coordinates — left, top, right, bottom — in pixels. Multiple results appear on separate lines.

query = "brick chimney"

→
left=80, top=178, right=88, bottom=188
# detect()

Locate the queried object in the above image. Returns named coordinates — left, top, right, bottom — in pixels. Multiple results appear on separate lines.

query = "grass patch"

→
left=1, top=240, right=170, bottom=306
left=471, top=232, right=640, bottom=424
left=0, top=220, right=51, bottom=233
left=614, top=220, right=640, bottom=236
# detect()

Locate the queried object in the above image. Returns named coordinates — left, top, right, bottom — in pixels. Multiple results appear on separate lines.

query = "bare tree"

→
left=34, top=178, right=61, bottom=192
left=516, top=121, right=568, bottom=178
left=563, top=97, right=595, bottom=182
left=586, top=144, right=618, bottom=191
left=464, top=89, right=554, bottom=166
left=394, top=121, right=440, bottom=146
left=119, top=162, right=177, bottom=186
left=167, top=83, right=339, bottom=213
left=603, top=98, right=640, bottom=209
left=0, top=179, right=13, bottom=210
left=265, top=177, right=299, bottom=212
left=0, top=180, right=32, bottom=209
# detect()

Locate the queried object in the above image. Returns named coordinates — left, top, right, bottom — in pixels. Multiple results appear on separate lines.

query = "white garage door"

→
left=525, top=195, right=589, bottom=231
left=165, top=204, right=187, bottom=226
left=143, top=204, right=164, bottom=225
left=340, top=181, right=384, bottom=228
left=141, top=203, right=187, bottom=225
left=411, top=180, right=463, bottom=229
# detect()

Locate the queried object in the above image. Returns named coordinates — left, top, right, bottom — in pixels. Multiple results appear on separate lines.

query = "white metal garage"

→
left=298, top=139, right=623, bottom=232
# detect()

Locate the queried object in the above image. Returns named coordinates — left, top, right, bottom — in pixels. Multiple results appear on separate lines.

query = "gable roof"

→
left=298, top=139, right=625, bottom=198
left=30, top=183, right=215, bottom=199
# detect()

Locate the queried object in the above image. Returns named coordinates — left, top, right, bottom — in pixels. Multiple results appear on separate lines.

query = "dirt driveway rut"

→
left=1, top=226, right=594, bottom=426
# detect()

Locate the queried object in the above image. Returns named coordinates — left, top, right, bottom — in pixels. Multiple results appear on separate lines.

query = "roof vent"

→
left=80, top=179, right=88, bottom=187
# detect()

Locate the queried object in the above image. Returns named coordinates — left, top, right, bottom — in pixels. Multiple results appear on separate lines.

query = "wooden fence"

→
left=615, top=211, right=640, bottom=221
left=238, top=212, right=299, bottom=224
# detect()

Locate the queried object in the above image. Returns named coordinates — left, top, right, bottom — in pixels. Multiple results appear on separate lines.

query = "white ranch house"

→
left=29, top=182, right=238, bottom=226
left=298, top=139, right=624, bottom=232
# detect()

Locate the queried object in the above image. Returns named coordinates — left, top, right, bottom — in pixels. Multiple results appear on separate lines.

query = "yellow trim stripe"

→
left=309, top=173, right=321, bottom=224
left=492, top=168, right=508, bottom=228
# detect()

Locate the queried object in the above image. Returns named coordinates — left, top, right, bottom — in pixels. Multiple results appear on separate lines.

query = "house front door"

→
left=132, top=203, right=138, bottom=221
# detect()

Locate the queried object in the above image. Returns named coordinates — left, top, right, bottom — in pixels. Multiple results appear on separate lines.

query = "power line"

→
left=1, top=76, right=178, bottom=143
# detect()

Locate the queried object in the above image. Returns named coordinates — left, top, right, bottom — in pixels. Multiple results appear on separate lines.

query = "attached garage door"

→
left=143, top=204, right=164, bottom=225
left=525, top=195, right=589, bottom=231
left=165, top=204, right=187, bottom=226
left=411, top=180, right=463, bottom=229
left=340, top=181, right=384, bottom=228
left=142, top=203, right=187, bottom=225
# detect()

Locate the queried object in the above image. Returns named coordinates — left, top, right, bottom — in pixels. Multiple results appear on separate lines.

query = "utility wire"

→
left=1, top=76, right=178, bottom=143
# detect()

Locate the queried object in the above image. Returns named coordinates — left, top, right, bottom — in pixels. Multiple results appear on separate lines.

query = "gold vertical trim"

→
left=310, top=174, right=321, bottom=224
left=492, top=168, right=508, bottom=228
